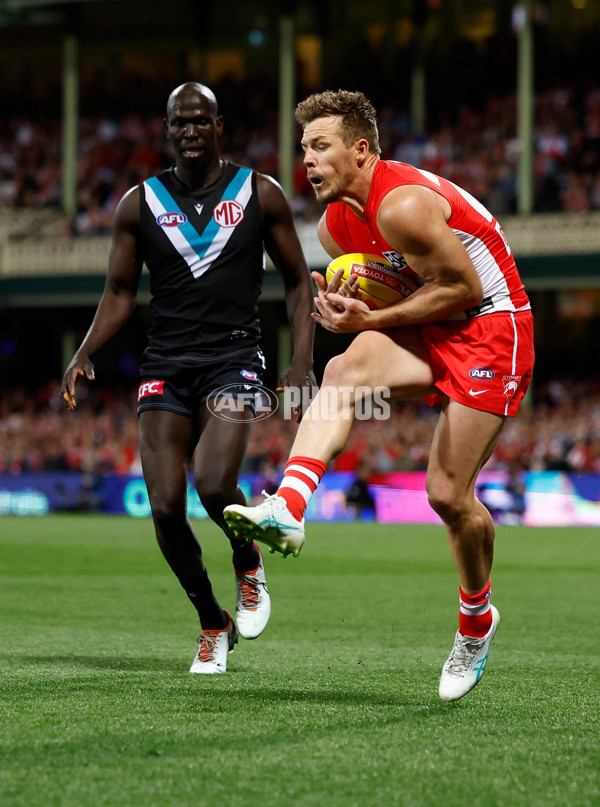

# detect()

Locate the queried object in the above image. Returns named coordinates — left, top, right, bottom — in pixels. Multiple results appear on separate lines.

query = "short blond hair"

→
left=295, top=89, right=381, bottom=156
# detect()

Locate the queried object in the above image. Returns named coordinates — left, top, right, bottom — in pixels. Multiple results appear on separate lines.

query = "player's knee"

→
left=195, top=476, right=236, bottom=517
left=322, top=348, right=372, bottom=393
left=426, top=479, right=468, bottom=525
left=150, top=495, right=187, bottom=528
left=324, top=332, right=381, bottom=388
left=321, top=353, right=351, bottom=387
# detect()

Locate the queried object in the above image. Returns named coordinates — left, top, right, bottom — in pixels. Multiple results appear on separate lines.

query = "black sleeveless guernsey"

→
left=139, top=162, right=266, bottom=358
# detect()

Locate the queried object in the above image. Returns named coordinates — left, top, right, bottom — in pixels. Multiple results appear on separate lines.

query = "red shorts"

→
left=418, top=310, right=534, bottom=417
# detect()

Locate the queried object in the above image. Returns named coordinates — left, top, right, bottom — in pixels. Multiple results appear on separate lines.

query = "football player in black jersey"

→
left=61, top=82, right=316, bottom=673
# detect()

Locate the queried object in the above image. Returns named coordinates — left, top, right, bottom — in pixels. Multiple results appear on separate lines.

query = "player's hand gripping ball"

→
left=325, top=253, right=417, bottom=310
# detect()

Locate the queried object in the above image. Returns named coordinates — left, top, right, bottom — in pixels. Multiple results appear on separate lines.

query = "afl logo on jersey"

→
left=213, top=200, right=245, bottom=228
left=157, top=212, right=188, bottom=227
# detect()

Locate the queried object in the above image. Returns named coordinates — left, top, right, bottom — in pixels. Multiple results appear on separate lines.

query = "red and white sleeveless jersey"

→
left=326, top=160, right=530, bottom=316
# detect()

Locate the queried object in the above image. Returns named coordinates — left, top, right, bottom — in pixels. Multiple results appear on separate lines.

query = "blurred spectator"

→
left=503, top=466, right=527, bottom=525
left=345, top=461, right=377, bottom=521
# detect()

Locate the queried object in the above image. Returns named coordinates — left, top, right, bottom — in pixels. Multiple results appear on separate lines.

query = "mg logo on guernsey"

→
left=138, top=380, right=164, bottom=400
left=157, top=212, right=187, bottom=227
left=213, top=200, right=244, bottom=228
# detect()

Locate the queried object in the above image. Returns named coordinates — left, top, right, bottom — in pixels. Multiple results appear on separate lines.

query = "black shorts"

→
left=137, top=345, right=266, bottom=418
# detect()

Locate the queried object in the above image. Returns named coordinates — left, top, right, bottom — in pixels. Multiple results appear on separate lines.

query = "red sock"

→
left=276, top=456, right=327, bottom=520
left=459, top=580, right=493, bottom=638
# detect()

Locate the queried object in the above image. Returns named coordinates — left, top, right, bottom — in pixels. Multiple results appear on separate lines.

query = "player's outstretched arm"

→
left=61, top=188, right=143, bottom=410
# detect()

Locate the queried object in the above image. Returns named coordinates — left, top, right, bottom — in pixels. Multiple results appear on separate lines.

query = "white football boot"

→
left=439, top=605, right=500, bottom=702
left=234, top=546, right=271, bottom=640
left=189, top=611, right=238, bottom=674
left=224, top=493, right=305, bottom=558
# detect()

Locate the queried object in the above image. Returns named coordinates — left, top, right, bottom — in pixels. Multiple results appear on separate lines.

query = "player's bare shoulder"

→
left=376, top=184, right=452, bottom=254
left=378, top=184, right=451, bottom=231
left=113, top=185, right=141, bottom=234
left=256, top=172, right=291, bottom=218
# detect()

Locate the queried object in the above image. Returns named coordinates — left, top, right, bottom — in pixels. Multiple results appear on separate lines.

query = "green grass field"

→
left=1, top=515, right=599, bottom=807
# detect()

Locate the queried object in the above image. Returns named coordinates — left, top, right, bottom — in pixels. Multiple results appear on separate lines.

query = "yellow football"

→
left=324, top=253, right=417, bottom=310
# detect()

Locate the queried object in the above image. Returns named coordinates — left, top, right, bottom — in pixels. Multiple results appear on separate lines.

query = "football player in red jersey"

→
left=61, top=83, right=316, bottom=674
left=225, top=89, right=534, bottom=701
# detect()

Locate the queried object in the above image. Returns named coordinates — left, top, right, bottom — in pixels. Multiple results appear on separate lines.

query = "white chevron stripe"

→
left=193, top=172, right=253, bottom=278
left=143, top=171, right=254, bottom=279
left=143, top=183, right=206, bottom=277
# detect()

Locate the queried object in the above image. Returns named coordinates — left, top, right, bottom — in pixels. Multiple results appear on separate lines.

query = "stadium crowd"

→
left=2, top=80, right=600, bottom=230
left=1, top=376, right=599, bottom=478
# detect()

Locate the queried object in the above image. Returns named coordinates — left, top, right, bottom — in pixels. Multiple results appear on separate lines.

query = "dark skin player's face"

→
left=165, top=89, right=224, bottom=183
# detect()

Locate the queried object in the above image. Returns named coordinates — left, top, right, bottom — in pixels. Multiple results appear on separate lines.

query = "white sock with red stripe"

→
left=276, top=456, right=328, bottom=521
left=458, top=580, right=493, bottom=638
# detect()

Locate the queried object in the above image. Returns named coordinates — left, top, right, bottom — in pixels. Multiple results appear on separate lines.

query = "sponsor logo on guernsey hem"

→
left=157, top=212, right=188, bottom=227
left=469, top=367, right=495, bottom=380
left=241, top=369, right=259, bottom=382
left=502, top=375, right=522, bottom=400
left=469, top=389, right=489, bottom=397
left=138, top=380, right=165, bottom=400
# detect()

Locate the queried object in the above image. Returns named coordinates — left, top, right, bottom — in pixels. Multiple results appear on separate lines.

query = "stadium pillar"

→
left=410, top=0, right=432, bottom=135
left=411, top=49, right=426, bottom=135
left=61, top=32, right=79, bottom=220
left=515, top=0, right=534, bottom=215
left=278, top=12, right=295, bottom=198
